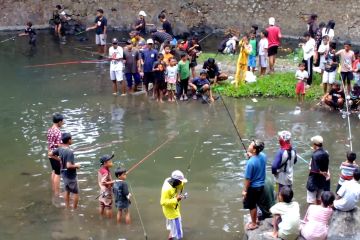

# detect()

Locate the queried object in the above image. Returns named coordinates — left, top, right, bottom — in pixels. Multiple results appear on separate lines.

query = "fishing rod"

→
left=24, top=58, right=111, bottom=68
left=126, top=135, right=176, bottom=174
left=339, top=75, right=353, bottom=151
left=198, top=32, right=214, bottom=43
left=128, top=182, right=148, bottom=240
left=75, top=30, right=87, bottom=36
left=217, top=91, right=248, bottom=153
left=0, top=36, right=16, bottom=43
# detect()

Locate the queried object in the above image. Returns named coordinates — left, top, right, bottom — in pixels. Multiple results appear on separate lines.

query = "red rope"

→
left=24, top=58, right=111, bottom=68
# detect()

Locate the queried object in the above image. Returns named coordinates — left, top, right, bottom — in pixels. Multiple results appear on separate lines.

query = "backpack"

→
left=218, top=38, right=228, bottom=53
left=279, top=149, right=293, bottom=172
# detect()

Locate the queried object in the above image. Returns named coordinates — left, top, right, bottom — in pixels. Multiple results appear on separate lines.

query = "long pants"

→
left=235, top=64, right=247, bottom=86
left=177, top=79, right=189, bottom=97
left=303, top=57, right=313, bottom=85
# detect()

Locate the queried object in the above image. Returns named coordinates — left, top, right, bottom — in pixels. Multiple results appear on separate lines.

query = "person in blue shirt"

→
left=243, top=139, right=266, bottom=230
left=86, top=9, right=107, bottom=55
left=141, top=39, right=158, bottom=95
left=189, top=70, right=214, bottom=103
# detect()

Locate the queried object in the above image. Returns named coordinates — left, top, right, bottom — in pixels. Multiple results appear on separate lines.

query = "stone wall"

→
left=1, top=0, right=360, bottom=41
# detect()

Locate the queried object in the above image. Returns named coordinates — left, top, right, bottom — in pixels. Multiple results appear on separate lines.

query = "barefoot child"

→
left=166, top=58, right=178, bottom=102
left=49, top=133, right=80, bottom=209
left=113, top=168, right=131, bottom=224
left=18, top=22, right=36, bottom=47
left=295, top=63, right=309, bottom=105
left=98, top=154, right=115, bottom=218
left=153, top=62, right=166, bottom=102
left=177, top=53, right=191, bottom=101
left=268, top=186, right=300, bottom=240
left=189, top=70, right=214, bottom=103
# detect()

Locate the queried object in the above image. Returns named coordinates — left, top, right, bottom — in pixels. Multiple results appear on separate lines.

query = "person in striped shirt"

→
left=336, top=151, right=358, bottom=192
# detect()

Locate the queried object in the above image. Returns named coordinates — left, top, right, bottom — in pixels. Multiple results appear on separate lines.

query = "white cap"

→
left=146, top=38, right=154, bottom=44
left=269, top=17, right=275, bottom=25
left=171, top=170, right=187, bottom=183
left=311, top=135, right=323, bottom=145
left=139, top=11, right=147, bottom=17
left=278, top=131, right=291, bottom=141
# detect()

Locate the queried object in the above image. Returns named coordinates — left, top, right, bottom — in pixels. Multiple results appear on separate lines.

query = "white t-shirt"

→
left=295, top=70, right=309, bottom=82
left=270, top=201, right=300, bottom=240
left=318, top=43, right=329, bottom=63
left=302, top=38, right=316, bottom=60
left=334, top=179, right=360, bottom=211
left=322, top=28, right=335, bottom=42
left=258, top=38, right=269, bottom=56
left=166, top=65, right=178, bottom=83
left=109, top=46, right=124, bottom=72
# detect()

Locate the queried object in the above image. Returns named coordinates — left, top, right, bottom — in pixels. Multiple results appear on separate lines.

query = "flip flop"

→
left=246, top=222, right=258, bottom=231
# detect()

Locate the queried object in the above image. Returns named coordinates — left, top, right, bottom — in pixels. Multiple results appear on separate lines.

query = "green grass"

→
left=198, top=52, right=237, bottom=65
left=213, top=72, right=323, bottom=100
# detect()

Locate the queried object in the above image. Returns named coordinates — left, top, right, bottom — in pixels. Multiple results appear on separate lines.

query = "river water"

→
left=0, top=32, right=359, bottom=240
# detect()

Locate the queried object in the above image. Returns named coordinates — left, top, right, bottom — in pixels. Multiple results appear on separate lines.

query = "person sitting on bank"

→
left=321, top=81, right=345, bottom=110
left=189, top=70, right=214, bottom=103
left=202, top=58, right=228, bottom=84
left=334, top=167, right=360, bottom=212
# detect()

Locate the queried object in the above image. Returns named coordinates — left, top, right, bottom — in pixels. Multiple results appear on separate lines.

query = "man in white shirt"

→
left=109, top=38, right=125, bottom=96
left=300, top=32, right=315, bottom=85
left=334, top=168, right=360, bottom=212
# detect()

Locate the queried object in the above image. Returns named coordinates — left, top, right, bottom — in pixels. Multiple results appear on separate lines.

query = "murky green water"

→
left=0, top=32, right=359, bottom=240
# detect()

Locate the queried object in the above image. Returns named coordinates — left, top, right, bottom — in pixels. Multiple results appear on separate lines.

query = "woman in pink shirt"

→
left=266, top=17, right=282, bottom=73
left=301, top=191, right=335, bottom=240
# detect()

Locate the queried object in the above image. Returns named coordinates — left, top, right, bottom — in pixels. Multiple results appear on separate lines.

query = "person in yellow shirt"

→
left=160, top=170, right=188, bottom=240
left=235, top=34, right=252, bottom=87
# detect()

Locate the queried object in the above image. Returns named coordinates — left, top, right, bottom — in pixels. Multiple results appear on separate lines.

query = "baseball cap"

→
left=311, top=135, right=323, bottom=145
left=269, top=17, right=275, bottom=25
left=112, top=38, right=118, bottom=44
left=171, top=170, right=187, bottom=183
left=99, top=153, right=114, bottom=165
left=278, top=131, right=291, bottom=141
left=139, top=10, right=147, bottom=17
left=146, top=38, right=154, bottom=44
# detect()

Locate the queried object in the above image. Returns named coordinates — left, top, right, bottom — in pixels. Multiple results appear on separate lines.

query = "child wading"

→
left=113, top=168, right=131, bottom=224
left=295, top=63, right=309, bottom=105
left=98, top=154, right=115, bottom=218
left=49, top=133, right=80, bottom=209
left=160, top=170, right=188, bottom=240
left=18, top=21, right=37, bottom=47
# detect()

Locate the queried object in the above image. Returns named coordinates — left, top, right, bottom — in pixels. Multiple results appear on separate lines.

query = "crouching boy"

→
left=189, top=70, right=214, bottom=103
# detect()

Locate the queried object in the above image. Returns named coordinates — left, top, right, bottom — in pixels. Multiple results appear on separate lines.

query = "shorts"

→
left=322, top=71, right=336, bottom=84
left=125, top=73, right=141, bottom=88
left=110, top=70, right=124, bottom=81
left=319, top=60, right=327, bottom=71
left=341, top=72, right=354, bottom=85
left=296, top=81, right=305, bottom=94
left=49, top=158, right=61, bottom=175
left=95, top=34, right=106, bottom=46
left=115, top=199, right=130, bottom=209
left=259, top=55, right=268, bottom=68
left=62, top=174, right=79, bottom=194
left=243, top=186, right=264, bottom=210
left=248, top=55, right=256, bottom=68
left=307, top=189, right=323, bottom=204
left=189, top=61, right=197, bottom=68
left=143, top=72, right=154, bottom=85
left=166, top=217, right=183, bottom=239
left=268, top=46, right=278, bottom=57
left=155, top=79, right=166, bottom=90
left=100, top=197, right=113, bottom=209
left=167, top=83, right=176, bottom=91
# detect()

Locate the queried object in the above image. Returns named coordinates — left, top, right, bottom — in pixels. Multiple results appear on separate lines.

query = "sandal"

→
left=246, top=222, right=258, bottom=231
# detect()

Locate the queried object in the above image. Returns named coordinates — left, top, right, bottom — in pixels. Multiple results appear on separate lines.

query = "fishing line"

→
left=74, top=30, right=87, bottom=36
left=198, top=32, right=214, bottom=43
left=126, top=134, right=176, bottom=174
left=0, top=36, right=16, bottom=44
left=217, top=91, right=247, bottom=153
left=128, top=182, right=148, bottom=240
left=339, top=74, right=353, bottom=151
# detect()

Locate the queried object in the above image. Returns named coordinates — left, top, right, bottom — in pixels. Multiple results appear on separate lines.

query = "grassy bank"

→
left=213, top=72, right=323, bottom=100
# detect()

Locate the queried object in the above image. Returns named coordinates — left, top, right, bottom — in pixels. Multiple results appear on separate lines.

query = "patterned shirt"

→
left=47, top=126, right=61, bottom=151
left=338, top=162, right=358, bottom=185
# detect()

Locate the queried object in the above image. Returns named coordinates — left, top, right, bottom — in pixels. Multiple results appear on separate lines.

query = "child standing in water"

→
left=18, top=21, right=36, bottom=47
left=295, top=63, right=309, bottom=105
left=153, top=62, right=166, bottom=103
left=166, top=58, right=178, bottom=102
left=98, top=154, right=115, bottom=218
left=113, top=168, right=131, bottom=224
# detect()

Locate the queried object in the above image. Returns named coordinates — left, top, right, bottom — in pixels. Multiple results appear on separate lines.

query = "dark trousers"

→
left=303, top=57, right=313, bottom=85
left=177, top=78, right=189, bottom=97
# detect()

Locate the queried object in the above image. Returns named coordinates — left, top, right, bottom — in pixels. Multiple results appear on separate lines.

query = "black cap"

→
left=344, top=40, right=352, bottom=46
left=100, top=153, right=114, bottom=165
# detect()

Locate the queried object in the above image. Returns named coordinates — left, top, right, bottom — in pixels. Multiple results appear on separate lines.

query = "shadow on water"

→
left=0, top=32, right=359, bottom=239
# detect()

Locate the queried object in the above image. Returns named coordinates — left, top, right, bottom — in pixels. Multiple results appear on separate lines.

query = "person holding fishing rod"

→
left=242, top=139, right=266, bottom=231
left=160, top=170, right=188, bottom=240
left=98, top=154, right=115, bottom=219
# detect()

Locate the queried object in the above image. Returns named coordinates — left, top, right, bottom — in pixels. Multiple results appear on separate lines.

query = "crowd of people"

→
left=14, top=5, right=359, bottom=240
left=243, top=132, right=360, bottom=240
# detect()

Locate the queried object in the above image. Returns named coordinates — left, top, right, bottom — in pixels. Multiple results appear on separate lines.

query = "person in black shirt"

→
left=187, top=37, right=202, bottom=78
left=18, top=21, right=36, bottom=47
left=86, top=9, right=108, bottom=55
left=158, top=13, right=173, bottom=36
left=323, top=81, right=345, bottom=109
left=134, top=11, right=147, bottom=36
left=150, top=29, right=173, bottom=52
left=306, top=135, right=329, bottom=205
left=53, top=5, right=62, bottom=36
left=202, top=58, right=228, bottom=84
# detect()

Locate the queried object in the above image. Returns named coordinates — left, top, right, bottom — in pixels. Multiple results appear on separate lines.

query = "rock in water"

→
left=328, top=207, right=360, bottom=240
